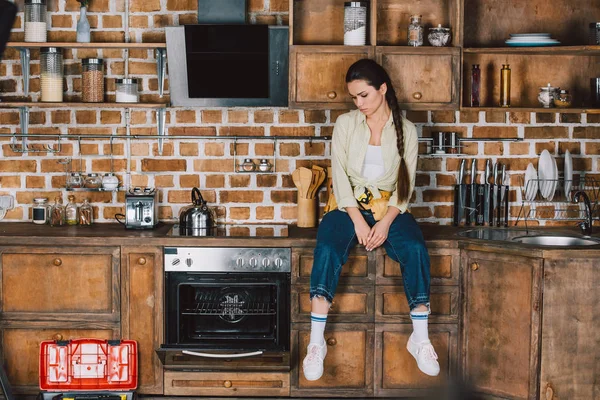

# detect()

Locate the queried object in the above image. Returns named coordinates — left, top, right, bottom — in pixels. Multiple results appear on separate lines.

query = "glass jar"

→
left=590, top=22, right=600, bottom=45
left=407, top=15, right=423, bottom=47
left=553, top=89, right=572, bottom=108
left=343, top=2, right=368, bottom=46
left=538, top=83, right=558, bottom=108
left=258, top=159, right=272, bottom=172
left=115, top=78, right=139, bottom=103
left=240, top=159, right=256, bottom=172
left=84, top=173, right=102, bottom=189
left=49, top=197, right=65, bottom=227
left=102, top=173, right=119, bottom=190
left=32, top=197, right=48, bottom=225
left=40, top=47, right=63, bottom=102
left=427, top=24, right=451, bottom=47
left=24, top=0, right=47, bottom=43
left=82, top=58, right=104, bottom=103
left=79, top=199, right=93, bottom=226
left=66, top=172, right=83, bottom=189
left=65, top=195, right=78, bottom=225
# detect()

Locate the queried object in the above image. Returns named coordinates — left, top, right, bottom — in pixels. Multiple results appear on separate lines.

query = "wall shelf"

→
left=463, top=45, right=600, bottom=55
left=460, top=106, right=600, bottom=114
left=0, top=102, right=169, bottom=109
left=6, top=42, right=166, bottom=49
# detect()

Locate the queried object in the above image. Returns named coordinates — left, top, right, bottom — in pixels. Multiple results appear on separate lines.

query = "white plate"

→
left=509, top=33, right=551, bottom=38
left=505, top=38, right=560, bottom=43
left=538, top=150, right=557, bottom=200
left=524, top=163, right=538, bottom=201
left=546, top=155, right=558, bottom=201
left=564, top=150, right=573, bottom=201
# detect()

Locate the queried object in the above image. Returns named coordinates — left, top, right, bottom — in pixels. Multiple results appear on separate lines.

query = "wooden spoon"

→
left=298, top=167, right=313, bottom=198
left=292, top=169, right=302, bottom=194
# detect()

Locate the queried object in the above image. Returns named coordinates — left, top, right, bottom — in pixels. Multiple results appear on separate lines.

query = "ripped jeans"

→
left=310, top=209, right=431, bottom=311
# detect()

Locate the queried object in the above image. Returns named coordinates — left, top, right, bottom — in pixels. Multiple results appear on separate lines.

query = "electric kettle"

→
left=179, top=187, right=216, bottom=236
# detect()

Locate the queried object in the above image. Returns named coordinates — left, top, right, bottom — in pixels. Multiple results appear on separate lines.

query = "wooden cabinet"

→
left=460, top=249, right=543, bottom=400
left=164, top=371, right=290, bottom=397
left=121, top=246, right=163, bottom=394
left=292, top=246, right=374, bottom=285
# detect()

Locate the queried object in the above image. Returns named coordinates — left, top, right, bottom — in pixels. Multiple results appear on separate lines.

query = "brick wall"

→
left=0, top=0, right=599, bottom=226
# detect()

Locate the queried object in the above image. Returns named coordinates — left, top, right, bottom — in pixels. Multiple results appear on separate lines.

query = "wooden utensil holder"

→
left=297, top=196, right=318, bottom=227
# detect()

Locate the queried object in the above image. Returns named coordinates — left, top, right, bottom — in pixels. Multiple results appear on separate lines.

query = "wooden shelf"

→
left=6, top=42, right=166, bottom=49
left=460, top=107, right=600, bottom=114
left=463, top=46, right=600, bottom=55
left=0, top=101, right=169, bottom=109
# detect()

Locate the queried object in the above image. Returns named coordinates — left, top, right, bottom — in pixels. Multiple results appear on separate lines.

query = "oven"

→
left=157, top=247, right=291, bottom=371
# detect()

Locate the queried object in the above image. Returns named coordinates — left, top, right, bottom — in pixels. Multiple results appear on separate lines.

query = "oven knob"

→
left=236, top=258, right=244, bottom=268
left=249, top=258, right=258, bottom=269
left=185, top=258, right=193, bottom=268
left=262, top=258, right=271, bottom=269
left=172, top=258, right=181, bottom=266
left=274, top=258, right=283, bottom=269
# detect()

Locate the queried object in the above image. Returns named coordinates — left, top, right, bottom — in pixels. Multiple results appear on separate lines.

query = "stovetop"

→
left=168, top=224, right=289, bottom=238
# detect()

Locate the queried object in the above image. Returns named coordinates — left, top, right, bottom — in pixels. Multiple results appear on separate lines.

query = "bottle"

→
left=65, top=195, right=78, bottom=225
left=40, top=47, right=63, bottom=102
left=471, top=64, right=481, bottom=107
left=407, top=15, right=423, bottom=47
left=49, top=197, right=65, bottom=227
left=79, top=199, right=93, bottom=226
left=500, top=64, right=511, bottom=107
left=32, top=197, right=49, bottom=225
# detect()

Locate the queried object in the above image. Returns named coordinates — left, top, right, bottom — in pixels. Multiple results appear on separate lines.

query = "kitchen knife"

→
left=491, top=162, right=498, bottom=225
left=466, top=158, right=477, bottom=226
left=496, top=163, right=503, bottom=227
left=483, top=159, right=491, bottom=225
left=454, top=159, right=466, bottom=226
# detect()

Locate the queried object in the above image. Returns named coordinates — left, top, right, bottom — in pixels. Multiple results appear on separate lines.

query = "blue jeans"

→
left=310, top=209, right=431, bottom=311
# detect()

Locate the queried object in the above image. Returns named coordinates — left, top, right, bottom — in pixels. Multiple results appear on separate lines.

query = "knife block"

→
left=297, top=196, right=318, bottom=228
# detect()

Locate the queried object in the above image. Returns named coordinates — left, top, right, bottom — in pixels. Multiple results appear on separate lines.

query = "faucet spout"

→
left=573, top=191, right=593, bottom=236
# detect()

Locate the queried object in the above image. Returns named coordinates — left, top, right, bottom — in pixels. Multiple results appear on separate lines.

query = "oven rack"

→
left=183, top=301, right=277, bottom=317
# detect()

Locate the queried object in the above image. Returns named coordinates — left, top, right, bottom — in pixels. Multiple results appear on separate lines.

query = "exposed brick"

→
left=130, top=143, right=149, bottom=156
left=431, top=111, right=455, bottom=123
left=255, top=143, right=274, bottom=156
left=484, top=142, right=504, bottom=155
left=535, top=142, right=556, bottom=155
left=558, top=142, right=580, bottom=155
left=257, top=175, right=277, bottom=187
left=228, top=110, right=249, bottom=123
left=1, top=160, right=37, bottom=173
left=202, top=110, right=222, bottom=123
left=153, top=15, right=174, bottom=28
left=572, top=158, right=592, bottom=171
left=459, top=111, right=479, bottom=123
left=256, top=15, right=277, bottom=24
left=16, top=191, right=62, bottom=204
left=179, top=142, right=199, bottom=156
left=472, top=126, right=518, bottom=139
left=229, top=207, right=251, bottom=220
left=574, top=127, right=600, bottom=139
left=205, top=175, right=225, bottom=188
left=230, top=175, right=251, bottom=188
left=270, top=0, right=288, bottom=11
left=587, top=114, right=600, bottom=123
left=407, top=206, right=432, bottom=219
left=417, top=158, right=442, bottom=171
left=100, top=110, right=121, bottom=124
left=256, top=206, right=275, bottom=220
left=103, top=15, right=123, bottom=29
left=509, top=112, right=530, bottom=124
left=279, top=110, right=299, bottom=123
left=535, top=113, right=556, bottom=124
left=271, top=126, right=315, bottom=136
left=75, top=110, right=97, bottom=124
left=194, top=159, right=235, bottom=173
left=0, top=112, right=19, bottom=125
left=141, top=31, right=166, bottom=43
left=330, top=111, right=352, bottom=123
left=91, top=31, right=124, bottom=43
left=433, top=205, right=453, bottom=219
left=422, top=190, right=453, bottom=203
left=585, top=142, right=600, bottom=155
left=80, top=143, right=99, bottom=155
left=169, top=190, right=215, bottom=204
left=166, top=0, right=198, bottom=11
left=129, top=15, right=148, bottom=28
left=92, top=159, right=128, bottom=172
left=496, top=158, right=539, bottom=172
left=130, top=0, right=161, bottom=12
left=169, top=127, right=217, bottom=136
left=204, top=143, right=225, bottom=157
left=178, top=174, right=199, bottom=188
left=254, top=110, right=274, bottom=123
left=485, top=111, right=506, bottom=123
left=305, top=142, right=326, bottom=156
left=510, top=142, right=530, bottom=155
left=560, top=113, right=581, bottom=124
left=415, top=173, right=430, bottom=187
left=270, top=190, right=295, bottom=203
left=304, top=110, right=326, bottom=123
left=220, top=190, right=263, bottom=203
left=71, top=192, right=112, bottom=203
left=179, top=14, right=197, bottom=25
left=524, top=126, right=568, bottom=139
left=2, top=144, right=23, bottom=157
left=436, top=174, right=456, bottom=187
left=219, top=126, right=264, bottom=136
left=51, top=15, right=74, bottom=28
left=0, top=176, right=21, bottom=188
left=153, top=142, right=174, bottom=156
left=25, top=176, right=45, bottom=188
left=155, top=175, right=175, bottom=188
left=129, top=61, right=156, bottom=75
left=142, top=159, right=186, bottom=172
left=231, top=143, right=248, bottom=156
left=280, top=143, right=300, bottom=157
left=176, top=110, right=196, bottom=123
left=280, top=205, right=296, bottom=219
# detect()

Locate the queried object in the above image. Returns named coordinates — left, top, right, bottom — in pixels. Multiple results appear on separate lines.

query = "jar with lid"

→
left=553, top=89, right=572, bottom=108
left=427, top=25, right=451, bottom=47
left=24, top=0, right=47, bottom=43
left=40, top=47, right=63, bottom=102
left=32, top=197, right=49, bottom=225
left=537, top=83, right=559, bottom=108
left=84, top=173, right=102, bottom=189
left=343, top=2, right=368, bottom=46
left=240, top=159, right=256, bottom=172
left=49, top=197, right=65, bottom=227
left=407, top=15, right=424, bottom=47
left=258, top=159, right=272, bottom=172
left=115, top=78, right=139, bottom=103
left=82, top=58, right=104, bottom=103
left=65, top=195, right=78, bottom=225
left=78, top=199, right=93, bottom=226
left=66, top=172, right=83, bottom=189
left=102, top=173, right=119, bottom=190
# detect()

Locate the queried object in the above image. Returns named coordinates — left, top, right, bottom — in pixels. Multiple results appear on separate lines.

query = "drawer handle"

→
left=53, top=333, right=63, bottom=341
left=327, top=91, right=337, bottom=99
left=471, top=262, right=479, bottom=271
left=223, top=380, right=232, bottom=388
left=412, top=92, right=423, bottom=100
left=326, top=337, right=337, bottom=346
left=137, top=257, right=147, bottom=265
left=53, top=258, right=62, bottom=266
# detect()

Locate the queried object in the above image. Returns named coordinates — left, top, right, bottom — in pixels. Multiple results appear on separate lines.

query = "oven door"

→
left=157, top=271, right=290, bottom=370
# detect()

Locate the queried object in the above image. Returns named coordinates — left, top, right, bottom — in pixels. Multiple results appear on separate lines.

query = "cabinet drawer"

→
left=377, top=247, right=459, bottom=285
left=292, top=247, right=373, bottom=285
left=292, top=284, right=374, bottom=323
left=164, top=371, right=290, bottom=397
left=374, top=323, right=458, bottom=397
left=375, top=285, right=459, bottom=324
left=0, top=247, right=119, bottom=318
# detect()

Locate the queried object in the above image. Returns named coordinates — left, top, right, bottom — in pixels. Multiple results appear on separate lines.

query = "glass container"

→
left=102, top=173, right=119, bottom=190
left=66, top=172, right=83, bottom=189
left=84, top=173, right=102, bottom=189
left=40, top=47, right=63, bottom=102
left=258, top=159, right=272, bottom=172
left=427, top=25, right=451, bottom=47
left=591, top=78, right=600, bottom=107
left=553, top=89, right=572, bottom=108
left=499, top=64, right=511, bottom=107
left=24, top=0, right=47, bottom=43
left=32, top=197, right=48, bottom=225
left=470, top=64, right=480, bottom=107
left=65, top=195, right=78, bottom=225
left=79, top=199, right=93, bottom=226
left=82, top=58, right=104, bottom=103
left=538, top=83, right=559, bottom=108
left=407, top=15, right=423, bottom=47
left=343, top=2, right=368, bottom=46
left=49, top=197, right=65, bottom=227
left=115, top=78, right=139, bottom=103
left=240, top=159, right=256, bottom=172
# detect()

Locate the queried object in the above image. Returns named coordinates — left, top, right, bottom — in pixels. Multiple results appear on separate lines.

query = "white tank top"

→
left=361, top=145, right=385, bottom=181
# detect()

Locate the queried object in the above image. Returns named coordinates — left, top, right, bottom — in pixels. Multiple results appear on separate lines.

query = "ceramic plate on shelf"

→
left=509, top=33, right=552, bottom=38
left=564, top=150, right=573, bottom=201
left=546, top=155, right=559, bottom=201
left=524, top=163, right=539, bottom=201
left=538, top=150, right=557, bottom=200
left=505, top=40, right=561, bottom=47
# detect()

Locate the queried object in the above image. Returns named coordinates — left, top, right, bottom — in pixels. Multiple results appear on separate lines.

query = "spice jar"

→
left=102, top=173, right=119, bottom=190
left=427, top=25, right=451, bottom=47
left=66, top=172, right=83, bottom=189
left=343, top=2, right=368, bottom=46
left=84, top=173, right=102, bottom=189
left=79, top=199, right=93, bottom=226
left=115, top=78, right=139, bottom=103
left=50, top=197, right=65, bottom=227
left=240, top=159, right=256, bottom=172
left=24, top=0, right=47, bottom=43
left=82, top=58, right=104, bottom=103
left=32, top=197, right=48, bottom=225
left=65, top=195, right=78, bottom=225
left=407, top=15, right=424, bottom=47
left=470, top=64, right=481, bottom=107
left=258, top=159, right=272, bottom=172
left=40, top=47, right=63, bottom=102
left=553, top=89, right=572, bottom=108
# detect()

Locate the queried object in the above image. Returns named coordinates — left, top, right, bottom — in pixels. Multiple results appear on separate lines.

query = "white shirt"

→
left=361, top=145, right=385, bottom=181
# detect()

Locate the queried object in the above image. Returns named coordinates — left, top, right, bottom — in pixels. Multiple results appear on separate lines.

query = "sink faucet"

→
left=573, top=191, right=593, bottom=236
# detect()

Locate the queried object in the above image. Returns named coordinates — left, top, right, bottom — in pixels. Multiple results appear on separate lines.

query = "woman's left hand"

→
left=365, top=220, right=391, bottom=251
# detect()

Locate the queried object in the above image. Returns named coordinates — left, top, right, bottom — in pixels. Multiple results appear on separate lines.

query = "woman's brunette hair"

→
left=345, top=59, right=410, bottom=203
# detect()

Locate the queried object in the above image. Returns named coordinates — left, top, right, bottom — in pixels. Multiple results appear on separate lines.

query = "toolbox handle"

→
left=182, top=350, right=264, bottom=359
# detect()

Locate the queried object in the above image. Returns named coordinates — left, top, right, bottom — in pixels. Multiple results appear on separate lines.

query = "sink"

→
left=512, top=235, right=600, bottom=247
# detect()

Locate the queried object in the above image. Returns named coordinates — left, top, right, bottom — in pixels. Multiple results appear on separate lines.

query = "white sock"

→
left=309, top=312, right=327, bottom=346
left=410, top=310, right=430, bottom=343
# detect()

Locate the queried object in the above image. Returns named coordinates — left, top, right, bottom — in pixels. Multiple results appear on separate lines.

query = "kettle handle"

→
left=192, top=187, right=205, bottom=206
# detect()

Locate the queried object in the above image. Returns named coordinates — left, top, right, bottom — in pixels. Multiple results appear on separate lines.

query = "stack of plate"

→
left=505, top=33, right=561, bottom=47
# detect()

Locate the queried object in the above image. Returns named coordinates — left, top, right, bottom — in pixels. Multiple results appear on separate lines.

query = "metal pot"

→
left=179, top=187, right=216, bottom=236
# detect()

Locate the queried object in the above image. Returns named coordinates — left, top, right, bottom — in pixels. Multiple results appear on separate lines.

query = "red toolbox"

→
left=39, top=339, right=137, bottom=400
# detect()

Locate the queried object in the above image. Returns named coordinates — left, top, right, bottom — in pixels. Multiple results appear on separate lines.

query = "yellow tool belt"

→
left=324, top=188, right=392, bottom=221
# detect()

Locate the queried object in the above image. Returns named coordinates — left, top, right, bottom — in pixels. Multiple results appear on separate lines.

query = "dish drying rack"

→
left=516, top=174, right=599, bottom=226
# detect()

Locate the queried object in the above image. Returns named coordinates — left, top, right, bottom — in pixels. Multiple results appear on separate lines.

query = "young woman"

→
left=302, top=59, right=439, bottom=381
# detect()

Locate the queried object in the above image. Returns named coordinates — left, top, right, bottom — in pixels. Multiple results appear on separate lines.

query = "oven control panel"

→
left=164, top=247, right=291, bottom=273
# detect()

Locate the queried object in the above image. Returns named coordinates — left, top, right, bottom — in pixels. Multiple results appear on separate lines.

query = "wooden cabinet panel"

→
left=2, top=327, right=117, bottom=394
left=164, top=371, right=290, bottom=397
left=377, top=47, right=460, bottom=110
left=461, top=250, right=542, bottom=400
left=121, top=247, right=163, bottom=394
left=293, top=284, right=374, bottom=323
left=377, top=247, right=459, bottom=285
left=375, top=285, right=459, bottom=323
left=292, top=247, right=373, bottom=285
left=0, top=246, right=119, bottom=319
left=374, top=323, right=458, bottom=397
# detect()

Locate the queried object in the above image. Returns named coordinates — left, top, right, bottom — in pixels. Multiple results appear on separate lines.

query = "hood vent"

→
left=197, top=0, right=247, bottom=24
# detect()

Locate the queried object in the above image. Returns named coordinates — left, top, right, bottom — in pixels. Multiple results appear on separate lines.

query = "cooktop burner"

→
left=168, top=224, right=289, bottom=238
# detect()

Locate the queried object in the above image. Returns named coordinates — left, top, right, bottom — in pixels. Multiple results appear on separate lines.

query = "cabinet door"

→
left=293, top=284, right=375, bottom=323
left=290, top=46, right=374, bottom=109
left=292, top=247, right=374, bottom=285
left=377, top=47, right=460, bottom=110
left=1, top=327, right=117, bottom=394
left=164, top=371, right=290, bottom=397
left=0, top=246, right=120, bottom=320
left=121, top=247, right=163, bottom=394
left=375, top=285, right=459, bottom=324
left=374, top=323, right=458, bottom=397
left=461, top=250, right=542, bottom=400
left=291, top=323, right=374, bottom=397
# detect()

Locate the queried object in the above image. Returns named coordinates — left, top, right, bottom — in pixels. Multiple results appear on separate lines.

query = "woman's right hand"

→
left=347, top=207, right=370, bottom=246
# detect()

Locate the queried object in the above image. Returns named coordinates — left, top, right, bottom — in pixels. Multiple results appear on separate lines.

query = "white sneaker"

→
left=407, top=334, right=440, bottom=377
left=302, top=341, right=327, bottom=381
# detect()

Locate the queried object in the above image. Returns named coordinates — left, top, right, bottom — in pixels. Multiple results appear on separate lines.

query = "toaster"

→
left=124, top=187, right=159, bottom=229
